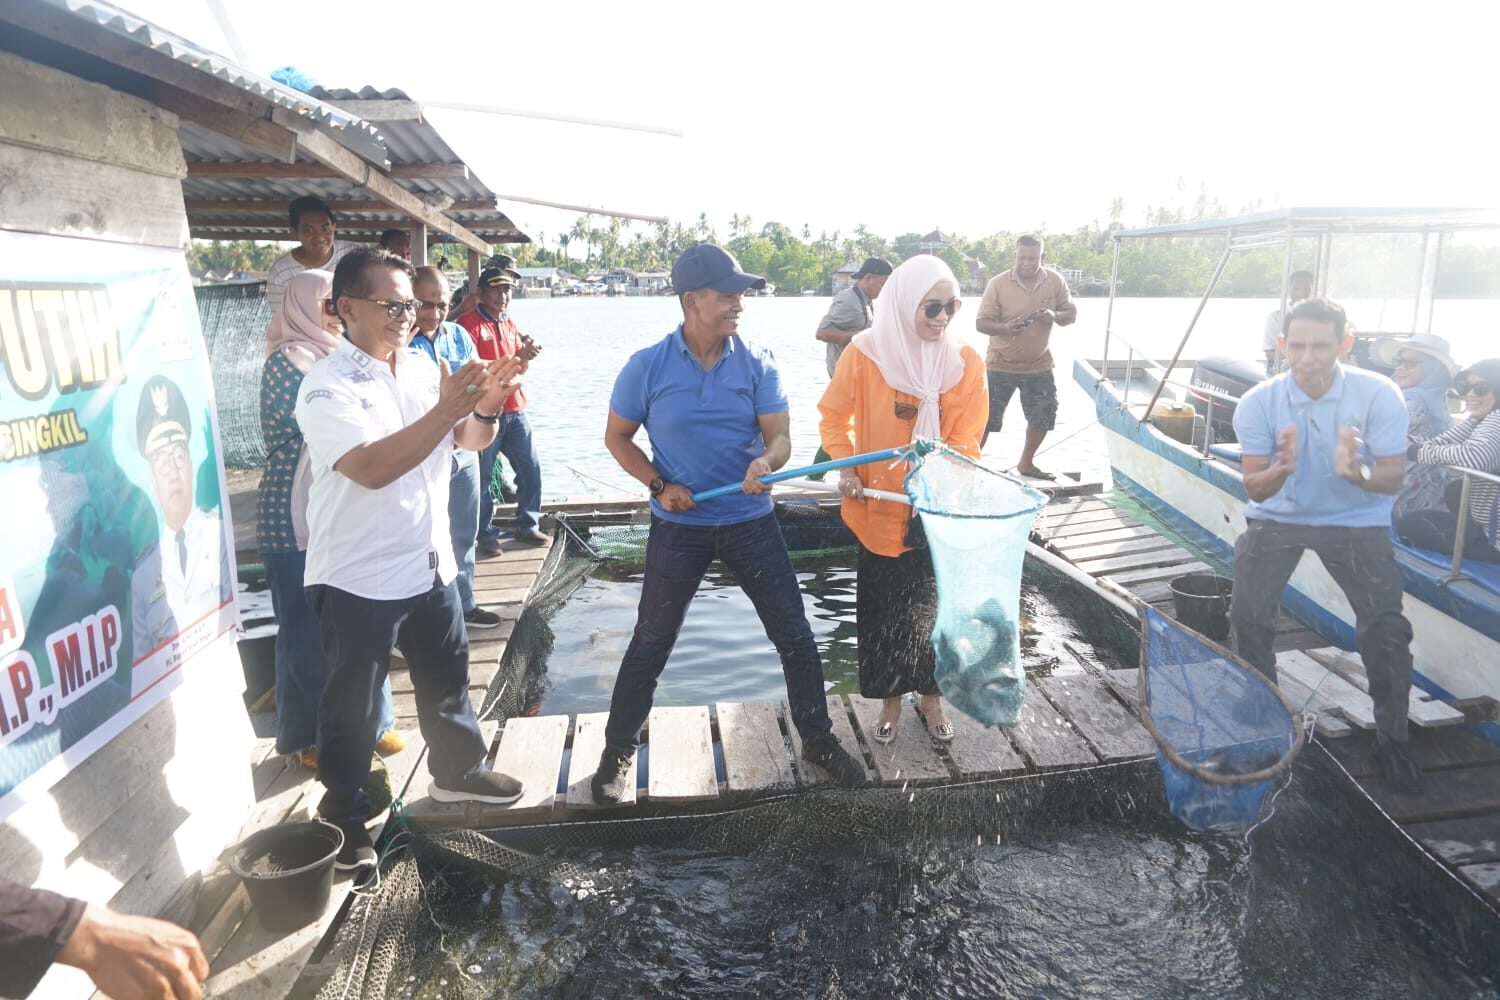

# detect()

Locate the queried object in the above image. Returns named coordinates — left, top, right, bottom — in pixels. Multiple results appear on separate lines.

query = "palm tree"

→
left=558, top=233, right=571, bottom=265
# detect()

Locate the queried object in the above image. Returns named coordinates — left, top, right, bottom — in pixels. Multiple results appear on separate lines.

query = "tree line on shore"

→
left=190, top=196, right=1500, bottom=297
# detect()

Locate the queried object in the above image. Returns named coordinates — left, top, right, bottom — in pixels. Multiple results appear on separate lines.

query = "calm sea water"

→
left=506, top=294, right=1500, bottom=500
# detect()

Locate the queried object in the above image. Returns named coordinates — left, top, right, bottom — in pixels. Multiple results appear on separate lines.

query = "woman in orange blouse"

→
left=818, top=255, right=988, bottom=744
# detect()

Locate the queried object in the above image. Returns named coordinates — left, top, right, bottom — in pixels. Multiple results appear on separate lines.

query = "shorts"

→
left=986, top=370, right=1057, bottom=432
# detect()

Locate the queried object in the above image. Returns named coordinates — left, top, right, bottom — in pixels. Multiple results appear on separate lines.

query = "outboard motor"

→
left=1187, top=356, right=1266, bottom=445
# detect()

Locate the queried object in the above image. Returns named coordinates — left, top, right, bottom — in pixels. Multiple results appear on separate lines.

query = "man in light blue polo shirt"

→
left=588, top=243, right=867, bottom=803
left=1230, top=297, right=1422, bottom=793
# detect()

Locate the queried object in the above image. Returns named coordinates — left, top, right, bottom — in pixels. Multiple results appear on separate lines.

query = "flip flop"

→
left=1017, top=467, right=1057, bottom=481
left=927, top=720, right=956, bottom=743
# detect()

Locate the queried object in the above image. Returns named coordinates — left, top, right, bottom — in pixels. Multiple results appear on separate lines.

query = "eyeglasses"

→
left=1391, top=354, right=1425, bottom=368
left=148, top=445, right=189, bottom=474
left=921, top=298, right=961, bottom=320
left=416, top=298, right=447, bottom=312
left=345, top=295, right=419, bottom=318
left=1456, top=380, right=1494, bottom=397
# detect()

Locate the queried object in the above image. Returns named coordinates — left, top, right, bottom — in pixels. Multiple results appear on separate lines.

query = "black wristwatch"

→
left=649, top=476, right=667, bottom=496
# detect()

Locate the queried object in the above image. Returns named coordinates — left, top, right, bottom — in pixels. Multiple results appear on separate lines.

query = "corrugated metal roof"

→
left=38, top=0, right=388, bottom=163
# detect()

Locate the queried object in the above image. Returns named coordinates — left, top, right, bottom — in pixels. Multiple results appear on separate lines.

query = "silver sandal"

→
left=928, top=721, right=955, bottom=743
left=871, top=719, right=899, bottom=745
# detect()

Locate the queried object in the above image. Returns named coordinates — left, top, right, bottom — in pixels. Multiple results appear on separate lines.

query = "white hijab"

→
left=850, top=254, right=967, bottom=441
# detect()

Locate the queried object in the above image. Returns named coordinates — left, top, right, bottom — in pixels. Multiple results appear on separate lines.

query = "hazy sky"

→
left=121, top=0, right=1495, bottom=247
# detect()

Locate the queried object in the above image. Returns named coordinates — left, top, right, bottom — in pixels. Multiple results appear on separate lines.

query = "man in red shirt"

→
left=455, top=268, right=546, bottom=551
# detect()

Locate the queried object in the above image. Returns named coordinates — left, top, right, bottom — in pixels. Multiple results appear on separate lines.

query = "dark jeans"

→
left=478, top=411, right=542, bottom=541
left=307, top=577, right=488, bottom=824
left=602, top=512, right=835, bottom=754
left=1230, top=519, right=1413, bottom=744
left=264, top=549, right=393, bottom=754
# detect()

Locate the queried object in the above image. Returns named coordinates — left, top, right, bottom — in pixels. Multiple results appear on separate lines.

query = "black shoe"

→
left=512, top=528, right=549, bottom=546
left=590, top=750, right=634, bottom=804
left=430, top=769, right=524, bottom=805
left=476, top=540, right=504, bottom=560
left=1376, top=740, right=1424, bottom=795
left=334, top=821, right=377, bottom=874
left=464, top=607, right=503, bottom=629
left=802, top=736, right=868, bottom=788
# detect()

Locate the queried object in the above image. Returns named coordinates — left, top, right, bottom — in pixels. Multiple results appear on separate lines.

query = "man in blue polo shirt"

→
left=589, top=244, right=867, bottom=803
left=1230, top=297, right=1422, bottom=793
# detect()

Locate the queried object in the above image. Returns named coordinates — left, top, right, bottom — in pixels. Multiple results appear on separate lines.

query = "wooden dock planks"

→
left=847, top=695, right=952, bottom=785
left=645, top=706, right=718, bottom=802
left=1037, top=673, right=1156, bottom=761
left=716, top=701, right=796, bottom=794
left=1007, top=685, right=1099, bottom=769
left=783, top=696, right=876, bottom=787
left=491, top=715, right=569, bottom=815
left=936, top=700, right=1028, bottom=778
left=566, top=712, right=633, bottom=808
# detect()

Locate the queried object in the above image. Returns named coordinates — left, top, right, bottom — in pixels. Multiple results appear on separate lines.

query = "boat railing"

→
left=1442, top=464, right=1500, bottom=581
left=1100, top=335, right=1246, bottom=458
left=1096, top=333, right=1173, bottom=407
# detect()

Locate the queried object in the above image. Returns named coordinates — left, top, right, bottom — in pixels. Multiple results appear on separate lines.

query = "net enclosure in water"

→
left=904, top=448, right=1048, bottom=727
left=1136, top=604, right=1305, bottom=833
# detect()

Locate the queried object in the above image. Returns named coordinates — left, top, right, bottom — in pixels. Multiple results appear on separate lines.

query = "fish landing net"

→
left=904, top=448, right=1048, bottom=727
left=1136, top=603, right=1306, bottom=833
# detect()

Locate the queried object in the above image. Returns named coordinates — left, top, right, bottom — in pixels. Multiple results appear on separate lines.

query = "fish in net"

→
left=903, top=447, right=1048, bottom=727
left=1136, top=603, right=1306, bottom=833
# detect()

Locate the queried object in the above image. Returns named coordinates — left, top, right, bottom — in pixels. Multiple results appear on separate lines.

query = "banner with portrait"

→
left=0, top=231, right=238, bottom=820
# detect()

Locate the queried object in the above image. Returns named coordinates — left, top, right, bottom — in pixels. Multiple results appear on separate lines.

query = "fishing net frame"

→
left=1132, top=596, right=1308, bottom=789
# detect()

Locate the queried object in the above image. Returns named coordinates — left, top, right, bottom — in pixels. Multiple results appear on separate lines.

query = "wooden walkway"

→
left=1034, top=493, right=1500, bottom=913
left=194, top=534, right=552, bottom=998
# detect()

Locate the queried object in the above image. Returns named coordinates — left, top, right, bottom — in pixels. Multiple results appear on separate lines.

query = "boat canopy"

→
left=1111, top=207, right=1500, bottom=242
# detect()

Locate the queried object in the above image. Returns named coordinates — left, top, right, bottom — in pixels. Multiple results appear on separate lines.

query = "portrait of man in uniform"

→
left=129, top=375, right=233, bottom=665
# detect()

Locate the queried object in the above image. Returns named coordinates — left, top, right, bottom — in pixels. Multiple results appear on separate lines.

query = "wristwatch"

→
left=649, top=476, right=666, bottom=496
left=1358, top=463, right=1373, bottom=483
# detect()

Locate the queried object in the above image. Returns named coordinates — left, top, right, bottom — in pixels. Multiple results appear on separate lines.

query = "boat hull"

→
left=1075, top=359, right=1500, bottom=713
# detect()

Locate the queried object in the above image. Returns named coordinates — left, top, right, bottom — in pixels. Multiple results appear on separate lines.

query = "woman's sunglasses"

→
left=1455, top=379, right=1494, bottom=397
left=921, top=298, right=961, bottom=320
left=1391, top=354, right=1425, bottom=368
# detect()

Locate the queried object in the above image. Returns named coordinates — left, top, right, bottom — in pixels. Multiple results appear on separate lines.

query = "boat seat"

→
left=1391, top=534, right=1500, bottom=597
left=1208, top=443, right=1243, bottom=465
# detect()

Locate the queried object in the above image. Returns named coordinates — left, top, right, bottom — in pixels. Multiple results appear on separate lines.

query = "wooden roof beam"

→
left=190, top=228, right=525, bottom=244
left=185, top=161, right=470, bottom=179
left=183, top=198, right=497, bottom=214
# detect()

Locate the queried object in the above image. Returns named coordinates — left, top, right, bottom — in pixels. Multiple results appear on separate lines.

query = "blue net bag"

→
left=1138, top=604, right=1305, bottom=833
left=904, top=448, right=1048, bottom=726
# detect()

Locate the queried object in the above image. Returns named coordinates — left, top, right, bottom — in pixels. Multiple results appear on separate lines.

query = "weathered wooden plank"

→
left=937, top=701, right=1028, bottom=778
left=1267, top=670, right=1354, bottom=739
left=202, top=874, right=353, bottom=999
left=1051, top=524, right=1160, bottom=548
left=1276, top=651, right=1376, bottom=729
left=1053, top=535, right=1185, bottom=562
left=1129, top=581, right=1175, bottom=605
left=1003, top=684, right=1098, bottom=769
left=1036, top=508, right=1136, bottom=533
left=0, top=143, right=188, bottom=249
left=1071, top=547, right=1195, bottom=576
left=1302, top=647, right=1466, bottom=727
left=1105, top=561, right=1212, bottom=588
left=1459, top=863, right=1500, bottom=901
left=847, top=695, right=951, bottom=785
left=1038, top=673, right=1155, bottom=761
left=1406, top=816, right=1500, bottom=865
left=646, top=706, right=718, bottom=802
left=490, top=716, right=569, bottom=814
left=716, top=701, right=796, bottom=794
left=1321, top=729, right=1500, bottom=778
left=565, top=712, right=633, bottom=808
left=394, top=721, right=498, bottom=828
left=1374, top=764, right=1500, bottom=823
left=782, top=697, right=874, bottom=787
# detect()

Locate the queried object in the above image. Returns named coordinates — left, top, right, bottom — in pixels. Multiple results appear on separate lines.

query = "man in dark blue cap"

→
left=588, top=244, right=868, bottom=803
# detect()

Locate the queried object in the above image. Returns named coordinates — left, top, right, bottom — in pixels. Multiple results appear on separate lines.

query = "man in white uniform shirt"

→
left=296, top=249, right=525, bottom=873
left=130, top=375, right=233, bottom=660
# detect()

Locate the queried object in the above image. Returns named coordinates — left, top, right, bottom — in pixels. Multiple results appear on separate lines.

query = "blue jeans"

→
left=1230, top=519, right=1414, bottom=744
left=478, top=411, right=542, bottom=541
left=448, top=450, right=481, bottom=611
left=602, top=512, right=834, bottom=754
left=263, top=549, right=393, bottom=754
left=306, top=577, right=489, bottom=824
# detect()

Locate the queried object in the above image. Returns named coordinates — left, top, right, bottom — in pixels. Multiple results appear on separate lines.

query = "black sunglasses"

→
left=1456, top=379, right=1494, bottom=397
left=921, top=298, right=961, bottom=320
left=345, top=295, right=418, bottom=318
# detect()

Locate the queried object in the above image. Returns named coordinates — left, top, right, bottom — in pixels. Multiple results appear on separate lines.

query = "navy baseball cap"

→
left=671, top=244, right=766, bottom=294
